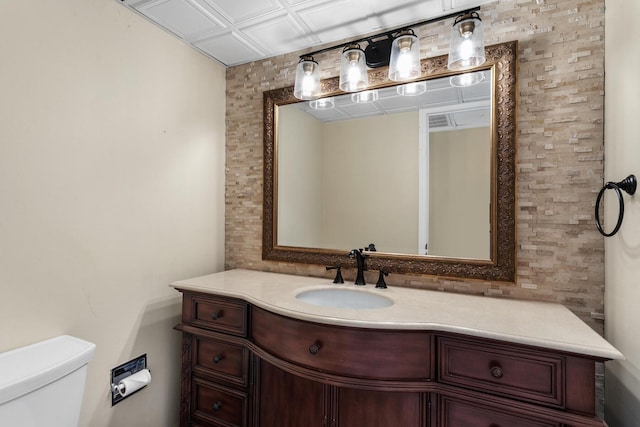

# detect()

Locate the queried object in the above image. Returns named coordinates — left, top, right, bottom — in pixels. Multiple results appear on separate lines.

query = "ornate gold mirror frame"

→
left=263, top=41, right=517, bottom=282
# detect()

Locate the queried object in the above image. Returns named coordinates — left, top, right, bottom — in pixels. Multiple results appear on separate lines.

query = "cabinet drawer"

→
left=184, top=293, right=248, bottom=336
left=439, top=396, right=561, bottom=427
left=193, top=337, right=249, bottom=387
left=438, top=336, right=563, bottom=407
left=192, top=378, right=248, bottom=427
left=251, top=307, right=431, bottom=380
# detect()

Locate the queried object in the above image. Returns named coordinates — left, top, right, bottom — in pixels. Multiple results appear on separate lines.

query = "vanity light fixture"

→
left=293, top=55, right=321, bottom=100
left=339, top=44, right=368, bottom=92
left=388, top=30, right=421, bottom=82
left=447, top=11, right=485, bottom=71
left=292, top=6, right=485, bottom=100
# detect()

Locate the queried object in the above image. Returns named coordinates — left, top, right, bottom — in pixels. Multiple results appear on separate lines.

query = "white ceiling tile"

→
left=137, top=0, right=224, bottom=39
left=296, top=0, right=383, bottom=43
left=121, top=0, right=151, bottom=6
left=337, top=101, right=383, bottom=117
left=452, top=0, right=487, bottom=9
left=364, top=0, right=445, bottom=29
left=194, top=32, right=265, bottom=65
left=241, top=14, right=318, bottom=57
left=283, top=0, right=324, bottom=6
left=199, top=0, right=283, bottom=24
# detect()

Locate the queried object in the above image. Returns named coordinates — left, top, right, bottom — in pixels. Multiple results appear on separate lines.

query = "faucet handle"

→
left=326, top=266, right=344, bottom=284
left=376, top=270, right=389, bottom=289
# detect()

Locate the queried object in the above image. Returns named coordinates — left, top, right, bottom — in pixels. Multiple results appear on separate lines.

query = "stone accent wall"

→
left=225, top=0, right=605, bottom=332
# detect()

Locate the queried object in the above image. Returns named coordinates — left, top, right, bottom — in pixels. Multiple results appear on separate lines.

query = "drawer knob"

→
left=490, top=364, right=504, bottom=379
left=212, top=401, right=222, bottom=412
left=213, top=353, right=224, bottom=364
left=309, top=342, right=322, bottom=355
left=211, top=310, right=223, bottom=320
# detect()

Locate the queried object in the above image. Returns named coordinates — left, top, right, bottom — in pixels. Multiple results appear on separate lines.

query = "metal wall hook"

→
left=595, top=174, right=636, bottom=237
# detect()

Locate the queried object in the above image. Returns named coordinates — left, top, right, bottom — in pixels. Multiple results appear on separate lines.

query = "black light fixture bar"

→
left=299, top=6, right=480, bottom=60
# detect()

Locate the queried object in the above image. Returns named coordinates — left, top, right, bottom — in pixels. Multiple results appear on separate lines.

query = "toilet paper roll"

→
left=117, top=369, right=151, bottom=397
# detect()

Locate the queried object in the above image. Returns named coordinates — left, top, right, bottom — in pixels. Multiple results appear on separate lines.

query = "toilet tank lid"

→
left=0, top=335, right=96, bottom=405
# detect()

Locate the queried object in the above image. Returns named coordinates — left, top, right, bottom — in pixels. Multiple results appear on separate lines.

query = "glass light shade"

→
left=447, top=12, right=486, bottom=71
left=351, top=90, right=378, bottom=103
left=339, top=44, right=368, bottom=92
left=449, top=71, right=486, bottom=87
left=294, top=56, right=321, bottom=100
left=309, top=97, right=335, bottom=110
left=397, top=81, right=426, bottom=96
left=388, top=31, right=421, bottom=82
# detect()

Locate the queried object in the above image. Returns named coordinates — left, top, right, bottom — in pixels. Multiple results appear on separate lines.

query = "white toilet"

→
left=0, top=335, right=96, bottom=427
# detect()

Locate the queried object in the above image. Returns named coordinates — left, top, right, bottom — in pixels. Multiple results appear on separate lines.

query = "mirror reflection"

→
left=277, top=70, right=492, bottom=259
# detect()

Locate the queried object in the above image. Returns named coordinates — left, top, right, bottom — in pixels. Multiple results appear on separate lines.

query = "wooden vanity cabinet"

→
left=176, top=290, right=607, bottom=427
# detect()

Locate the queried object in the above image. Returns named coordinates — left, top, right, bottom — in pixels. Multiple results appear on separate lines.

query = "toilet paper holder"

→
left=110, top=354, right=151, bottom=406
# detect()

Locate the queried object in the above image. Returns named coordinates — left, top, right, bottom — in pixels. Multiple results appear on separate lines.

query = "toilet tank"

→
left=0, top=335, right=96, bottom=427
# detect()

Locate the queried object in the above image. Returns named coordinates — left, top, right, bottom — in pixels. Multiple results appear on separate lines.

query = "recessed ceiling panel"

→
left=423, top=86, right=462, bottom=106
left=296, top=0, right=383, bottom=43
left=375, top=94, right=423, bottom=112
left=201, top=0, right=282, bottom=24
left=337, top=101, right=384, bottom=117
left=194, top=32, right=265, bottom=65
left=137, top=0, right=224, bottom=38
left=363, top=0, right=446, bottom=30
left=242, top=15, right=318, bottom=57
left=452, top=0, right=485, bottom=8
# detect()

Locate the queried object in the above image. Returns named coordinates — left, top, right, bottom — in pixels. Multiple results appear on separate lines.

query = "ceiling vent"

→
left=428, top=114, right=452, bottom=129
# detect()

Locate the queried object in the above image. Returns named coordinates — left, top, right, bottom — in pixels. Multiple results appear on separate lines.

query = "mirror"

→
left=277, top=73, right=492, bottom=259
left=263, top=41, right=517, bottom=282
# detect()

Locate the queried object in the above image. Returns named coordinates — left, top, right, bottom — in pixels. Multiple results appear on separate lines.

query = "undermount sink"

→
left=295, top=288, right=393, bottom=309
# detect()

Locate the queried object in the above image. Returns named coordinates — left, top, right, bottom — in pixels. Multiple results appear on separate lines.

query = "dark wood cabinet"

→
left=255, top=360, right=326, bottom=427
left=175, top=289, right=608, bottom=427
left=335, top=387, right=428, bottom=426
left=256, top=359, right=428, bottom=427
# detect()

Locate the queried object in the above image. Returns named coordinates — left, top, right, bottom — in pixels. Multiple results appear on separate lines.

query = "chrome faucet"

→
left=348, top=249, right=367, bottom=285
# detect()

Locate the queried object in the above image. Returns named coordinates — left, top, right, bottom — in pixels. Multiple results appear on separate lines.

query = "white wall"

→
left=604, top=1, right=640, bottom=425
left=0, top=1, right=226, bottom=426
left=429, top=127, right=491, bottom=259
left=277, top=106, right=325, bottom=247
left=324, top=112, right=419, bottom=253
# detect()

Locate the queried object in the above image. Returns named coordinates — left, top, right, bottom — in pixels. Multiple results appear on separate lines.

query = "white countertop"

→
left=170, top=268, right=623, bottom=360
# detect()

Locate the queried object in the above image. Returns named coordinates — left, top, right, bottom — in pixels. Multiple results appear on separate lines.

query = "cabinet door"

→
left=257, top=360, right=327, bottom=427
left=336, top=387, right=427, bottom=427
